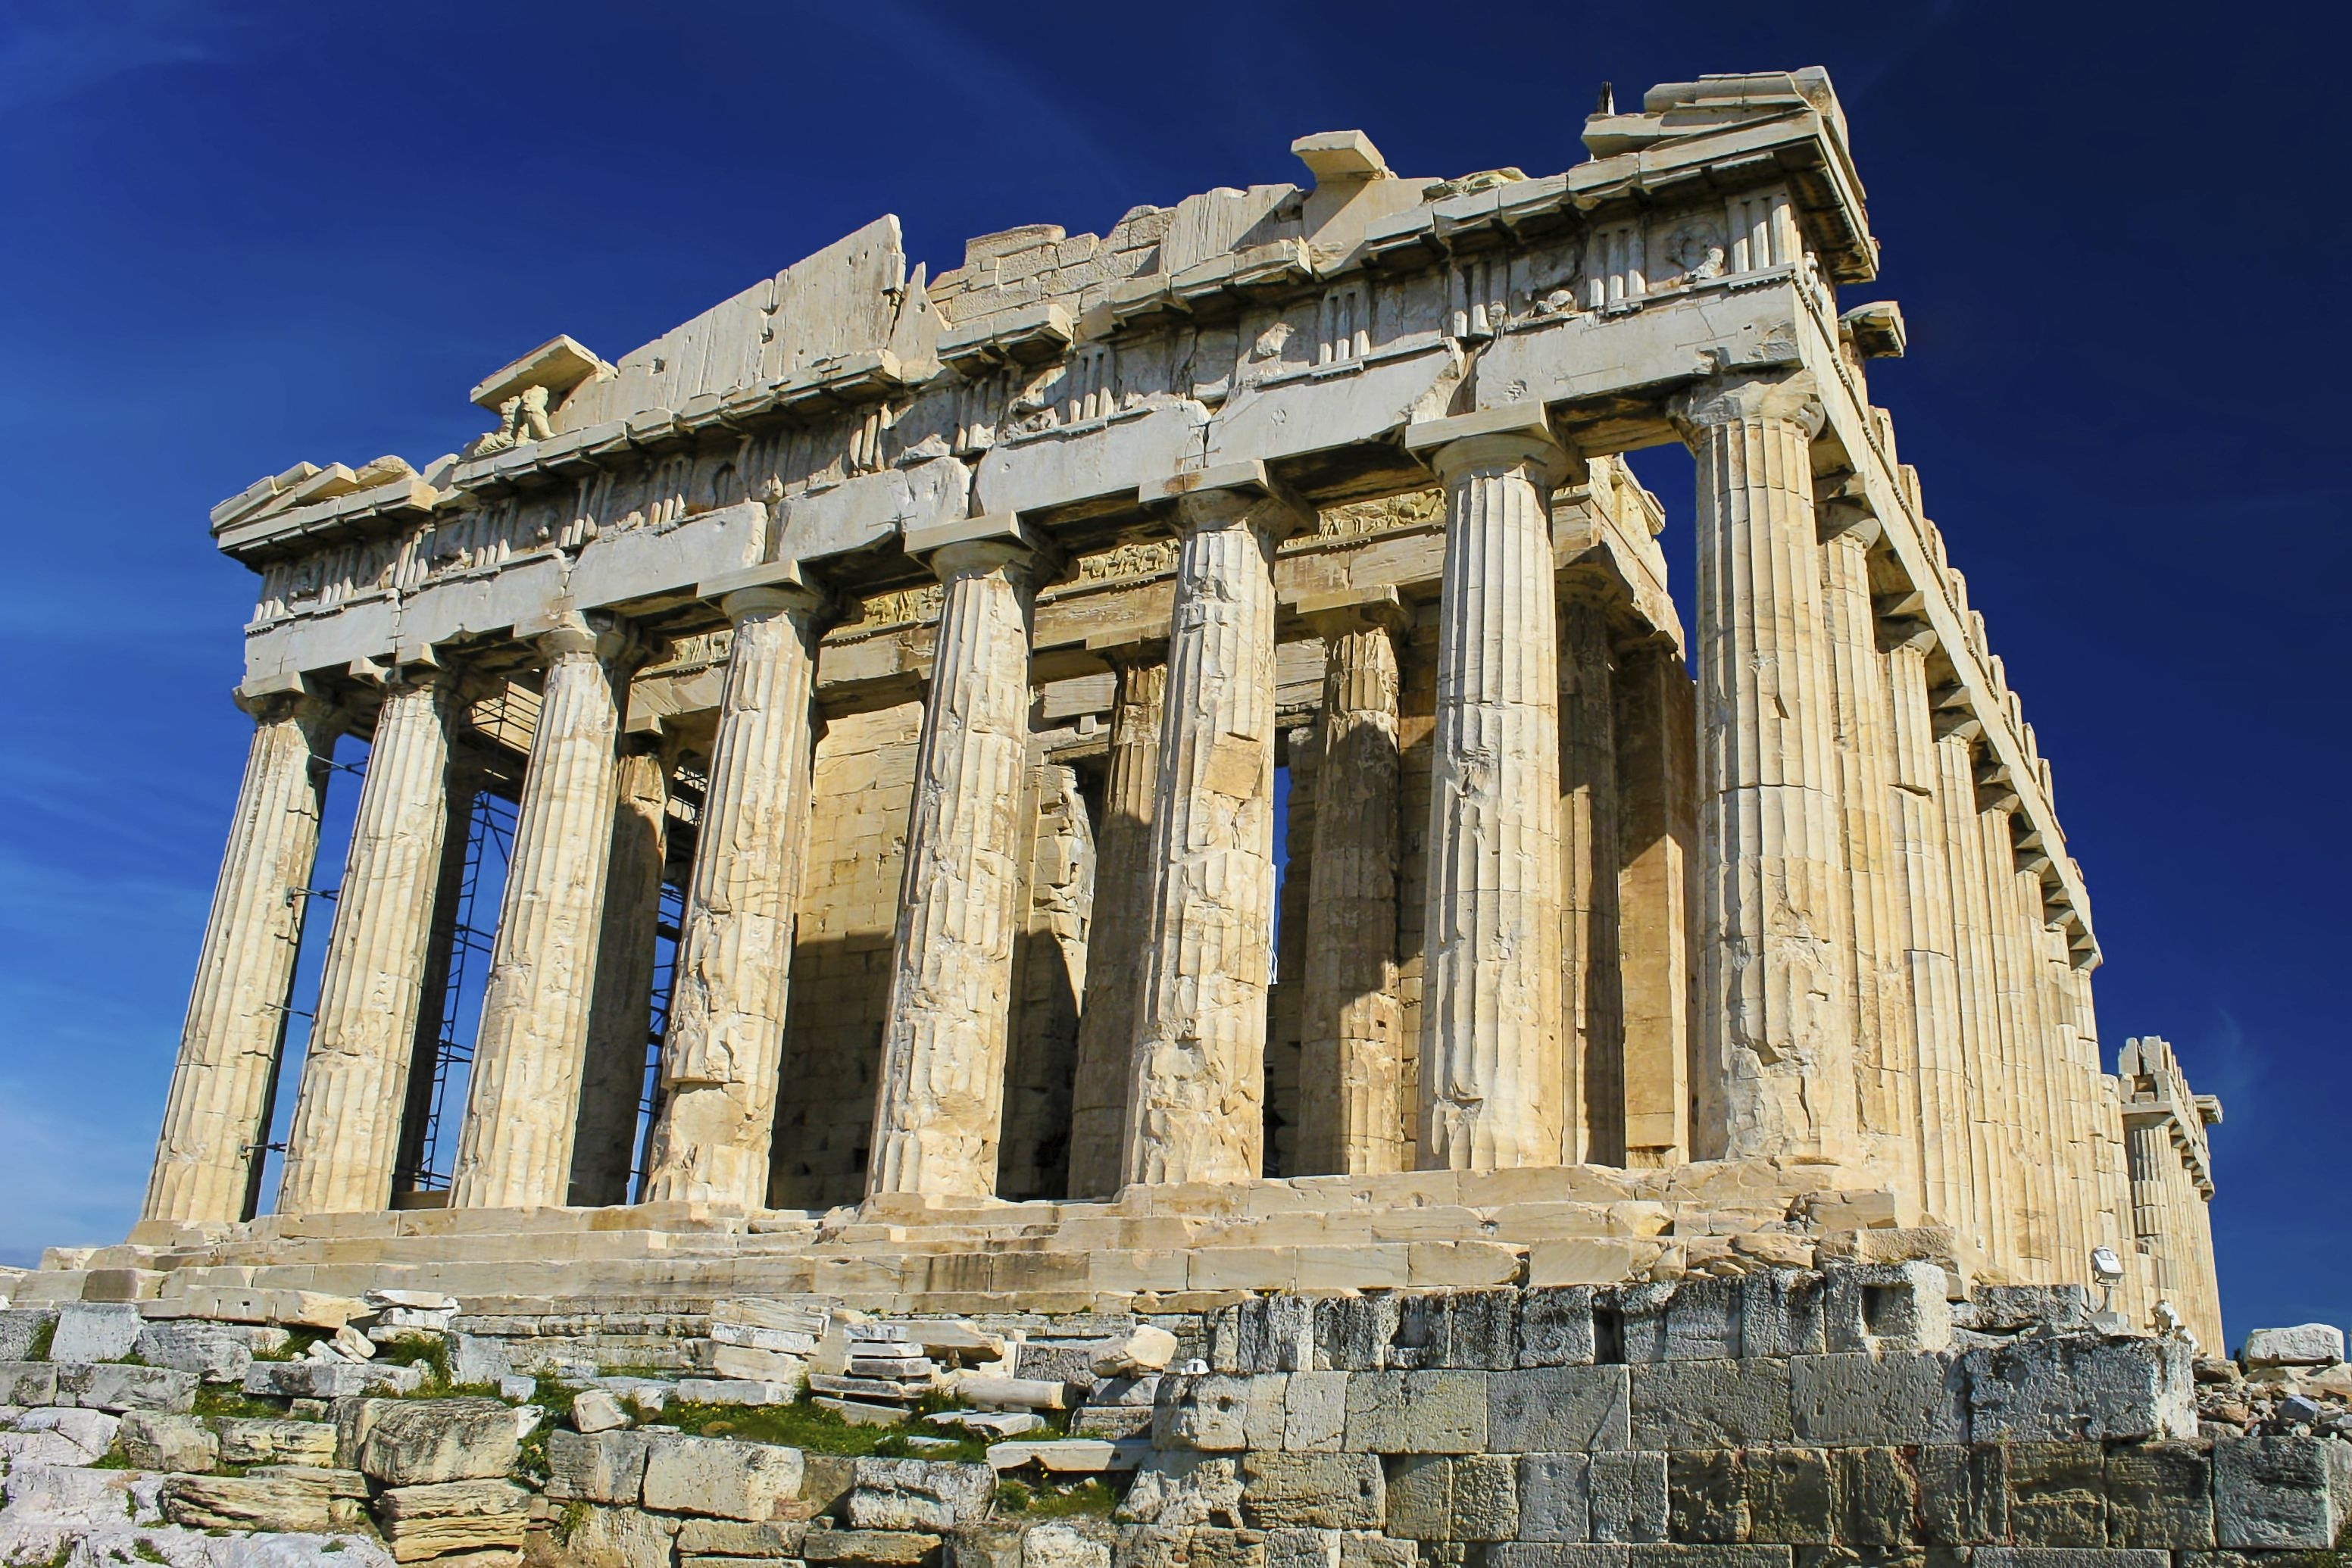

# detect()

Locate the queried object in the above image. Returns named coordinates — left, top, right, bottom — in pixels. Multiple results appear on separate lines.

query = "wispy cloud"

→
left=0, top=0, right=244, bottom=114
left=0, top=1077, right=150, bottom=1267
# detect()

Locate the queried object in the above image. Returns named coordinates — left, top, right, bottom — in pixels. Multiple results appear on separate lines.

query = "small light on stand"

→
left=2089, top=1247, right=2127, bottom=1332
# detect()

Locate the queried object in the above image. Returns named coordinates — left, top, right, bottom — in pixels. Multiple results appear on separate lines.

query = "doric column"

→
left=450, top=612, right=639, bottom=1210
left=278, top=669, right=458, bottom=1214
left=641, top=575, right=826, bottom=1206
left=1816, top=491, right=1919, bottom=1204
left=1613, top=638, right=1695, bottom=1167
left=392, top=760, right=482, bottom=1195
left=1558, top=590, right=1623, bottom=1164
left=1935, top=717, right=2015, bottom=1266
left=1980, top=801, right=2057, bottom=1273
left=1123, top=466, right=1302, bottom=1186
left=1405, top=410, right=1571, bottom=1171
left=568, top=735, right=672, bottom=1206
left=1295, top=599, right=1404, bottom=1176
left=1882, top=627, right=1976, bottom=1245
left=1067, top=649, right=1164, bottom=1197
left=1671, top=373, right=1857, bottom=1164
left=143, top=689, right=339, bottom=1224
left=868, top=517, right=1048, bottom=1198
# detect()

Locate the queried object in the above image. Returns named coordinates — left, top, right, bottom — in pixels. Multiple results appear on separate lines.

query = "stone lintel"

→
left=1289, top=584, right=1407, bottom=633
left=1141, top=458, right=1289, bottom=506
left=698, top=559, right=817, bottom=603
left=233, top=670, right=315, bottom=711
left=1403, top=401, right=1563, bottom=458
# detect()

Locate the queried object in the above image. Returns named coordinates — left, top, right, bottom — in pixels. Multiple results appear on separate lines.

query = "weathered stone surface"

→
left=0, top=1310, right=57, bottom=1363
left=133, top=1321, right=272, bottom=1383
left=1788, top=1352, right=1965, bottom=1445
left=216, top=1416, right=339, bottom=1468
left=1342, top=1370, right=1487, bottom=1454
left=1667, top=1451, right=1745, bottom=1544
left=1025, top=1522, right=1115, bottom=1568
left=375, top=1477, right=531, bottom=1563
left=1820, top=1264, right=1951, bottom=1354
left=1238, top=1453, right=1384, bottom=1529
left=2104, top=1441, right=2213, bottom=1548
left=162, top=1467, right=370, bottom=1532
left=2005, top=1441, right=2106, bottom=1548
left=1963, top=1335, right=2193, bottom=1442
left=546, top=1429, right=655, bottom=1505
left=1743, top=1445, right=1835, bottom=1545
left=355, top=1398, right=520, bottom=1484
left=245, top=1357, right=424, bottom=1399
left=117, top=1410, right=219, bottom=1473
left=2240, top=1325, right=2344, bottom=1367
left=1120, top=1454, right=1246, bottom=1529
left=643, top=1435, right=807, bottom=1520
left=1490, top=1366, right=1632, bottom=1453
left=1095, top=1326, right=1182, bottom=1379
left=1914, top=1444, right=2008, bottom=1545
left=49, top=1304, right=145, bottom=1363
left=1588, top=1452, right=1669, bottom=1543
left=850, top=1457, right=994, bottom=1531
left=2213, top=1435, right=2352, bottom=1548
left=1520, top=1454, right=1593, bottom=1542
left=1829, top=1445, right=1913, bottom=1547
left=58, top=1361, right=199, bottom=1413
left=573, top=1388, right=632, bottom=1434
left=1629, top=1360, right=1793, bottom=1449
left=2, top=1407, right=121, bottom=1466
left=0, top=1362, right=59, bottom=1404
left=566, top=1503, right=679, bottom=1568
left=803, top=1526, right=947, bottom=1564
left=1521, top=1289, right=1598, bottom=1369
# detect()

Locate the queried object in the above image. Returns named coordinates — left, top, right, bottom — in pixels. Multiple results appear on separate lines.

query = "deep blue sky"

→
left=2, top=2, right=2341, bottom=1342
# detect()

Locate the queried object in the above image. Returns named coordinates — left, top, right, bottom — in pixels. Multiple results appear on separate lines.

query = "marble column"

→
left=450, top=612, right=638, bottom=1210
left=1935, top=718, right=2015, bottom=1266
left=1123, top=472, right=1301, bottom=1186
left=1981, top=801, right=2057, bottom=1273
left=392, top=761, right=481, bottom=1194
left=278, top=669, right=458, bottom=1214
left=143, top=689, right=339, bottom=1225
left=568, top=736, right=672, bottom=1207
left=1407, top=413, right=1571, bottom=1171
left=1882, top=629, right=1976, bottom=1245
left=1295, top=604, right=1404, bottom=1176
left=641, top=579, right=826, bottom=1206
left=1673, top=373, right=1857, bottom=1164
left=1067, top=651, right=1164, bottom=1197
left=1816, top=496, right=1920, bottom=1204
left=1612, top=639, right=1695, bottom=1167
left=868, top=518, right=1048, bottom=1198
left=1558, top=591, right=1623, bottom=1164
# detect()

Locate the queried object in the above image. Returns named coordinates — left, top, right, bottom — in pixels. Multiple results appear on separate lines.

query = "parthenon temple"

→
left=106, top=70, right=2222, bottom=1347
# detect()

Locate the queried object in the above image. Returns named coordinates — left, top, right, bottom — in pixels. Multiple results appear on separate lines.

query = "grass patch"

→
left=192, top=1387, right=295, bottom=1421
left=133, top=1539, right=168, bottom=1564
left=90, top=1445, right=134, bottom=1470
left=319, top=1543, right=345, bottom=1555
left=992, top=1477, right=1120, bottom=1518
left=27, top=1320, right=55, bottom=1360
left=553, top=1501, right=592, bottom=1545
left=658, top=1393, right=999, bottom=1460
left=250, top=1330, right=326, bottom=1363
left=372, top=1334, right=449, bottom=1385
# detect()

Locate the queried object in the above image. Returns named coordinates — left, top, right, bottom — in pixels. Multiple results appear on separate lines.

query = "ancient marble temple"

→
left=129, top=70, right=2222, bottom=1346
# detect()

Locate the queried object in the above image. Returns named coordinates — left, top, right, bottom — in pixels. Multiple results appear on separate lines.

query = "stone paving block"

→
left=1217, top=1298, right=1317, bottom=1374
left=1788, top=1352, right=1966, bottom=1445
left=1337, top=1530, right=1417, bottom=1568
left=677, top=1517, right=810, bottom=1557
left=1735, top=1274, right=1826, bottom=1361
left=1915, top=1445, right=2007, bottom=1545
left=2104, top=1441, right=2214, bottom=1548
left=116, top=1410, right=218, bottom=1472
left=1261, top=1526, right=1339, bottom=1568
left=547, top=1427, right=655, bottom=1505
left=243, top=1357, right=425, bottom=1399
left=1963, top=1335, right=2193, bottom=1443
left=1187, top=1527, right=1270, bottom=1568
left=161, top=1466, right=370, bottom=1533
left=1317, top=1298, right=1401, bottom=1372
left=1342, top=1370, right=1487, bottom=1454
left=1669, top=1451, right=1745, bottom=1544
left=1827, top=1447, right=1912, bottom=1548
left=804, top=1526, right=946, bottom=1564
left=1630, top=1360, right=1793, bottom=1449
left=1402, top=1290, right=1518, bottom=1370
left=0, top=1360, right=58, bottom=1404
left=48, top=1303, right=144, bottom=1363
left=568, top=1504, right=680, bottom=1568
left=849, top=1457, right=995, bottom=1531
left=1521, top=1288, right=1598, bottom=1369
left=1160, top=1374, right=1288, bottom=1452
left=1742, top=1449, right=1833, bottom=1545
left=1385, top=1456, right=1453, bottom=1541
left=0, top=1309, right=57, bottom=1362
left=56, top=1361, right=198, bottom=1413
left=2007, top=1442, right=2107, bottom=1548
left=214, top=1416, right=338, bottom=1467
left=375, top=1476, right=531, bottom=1561
left=356, top=1396, right=520, bottom=1484
left=1284, top=1371, right=1348, bottom=1451
left=1491, top=1366, right=1632, bottom=1452
left=1591, top=1452, right=1670, bottom=1543
left=1239, top=1452, right=1385, bottom=1529
left=2213, top=1435, right=2352, bottom=1549
left=1665, top=1282, right=1742, bottom=1362
left=645, top=1435, right=808, bottom=1521
left=1521, top=1453, right=1594, bottom=1542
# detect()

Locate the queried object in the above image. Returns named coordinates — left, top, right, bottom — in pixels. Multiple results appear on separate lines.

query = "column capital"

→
left=1142, top=460, right=1311, bottom=542
left=1406, top=402, right=1575, bottom=489
left=701, top=559, right=831, bottom=624
left=1814, top=470, right=1885, bottom=547
left=1667, top=370, right=1826, bottom=439
left=521, top=607, right=638, bottom=667
left=906, top=511, right=1057, bottom=583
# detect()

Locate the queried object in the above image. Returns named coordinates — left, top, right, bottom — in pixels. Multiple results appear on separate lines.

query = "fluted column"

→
left=641, top=580, right=826, bottom=1206
left=870, top=518, right=1047, bottom=1198
left=1407, top=413, right=1571, bottom=1171
left=450, top=613, right=638, bottom=1209
left=568, top=736, right=672, bottom=1206
left=392, top=761, right=481, bottom=1194
left=1935, top=719, right=2014, bottom=1266
left=1613, top=639, right=1695, bottom=1167
left=143, top=690, right=339, bottom=1224
left=1980, top=801, right=2057, bottom=1273
left=1296, top=604, right=1404, bottom=1176
left=1883, top=628, right=1976, bottom=1245
left=1067, top=650, right=1164, bottom=1196
left=1673, top=373, right=1857, bottom=1164
left=1559, top=591, right=1623, bottom=1164
left=1123, top=471, right=1301, bottom=1186
left=278, top=670, right=458, bottom=1214
left=1817, top=497, right=1919, bottom=1204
